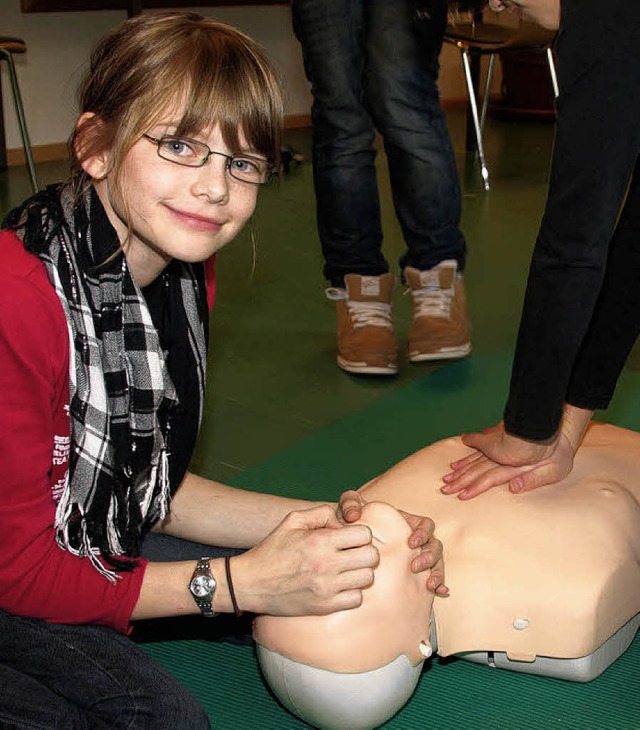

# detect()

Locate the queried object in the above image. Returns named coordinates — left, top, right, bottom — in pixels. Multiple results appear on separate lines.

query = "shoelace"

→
left=406, top=284, right=454, bottom=319
left=326, top=287, right=393, bottom=330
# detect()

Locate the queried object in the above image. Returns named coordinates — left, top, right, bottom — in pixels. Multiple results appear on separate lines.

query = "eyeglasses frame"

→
left=142, top=133, right=277, bottom=185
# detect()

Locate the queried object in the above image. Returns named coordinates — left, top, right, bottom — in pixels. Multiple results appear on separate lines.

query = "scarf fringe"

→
left=54, top=492, right=120, bottom=583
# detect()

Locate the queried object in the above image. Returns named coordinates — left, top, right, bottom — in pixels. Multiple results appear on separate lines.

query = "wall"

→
left=1, top=1, right=486, bottom=157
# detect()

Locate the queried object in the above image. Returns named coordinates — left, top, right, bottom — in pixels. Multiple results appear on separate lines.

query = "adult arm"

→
left=564, top=156, right=640, bottom=413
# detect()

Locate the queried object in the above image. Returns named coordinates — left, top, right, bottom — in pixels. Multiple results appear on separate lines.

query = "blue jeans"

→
left=0, top=536, right=244, bottom=730
left=292, top=0, right=466, bottom=286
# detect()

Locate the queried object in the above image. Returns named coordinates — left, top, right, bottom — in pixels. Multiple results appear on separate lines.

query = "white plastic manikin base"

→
left=458, top=611, right=640, bottom=682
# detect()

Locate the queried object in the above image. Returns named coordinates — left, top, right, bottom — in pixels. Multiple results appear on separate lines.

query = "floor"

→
left=0, top=108, right=558, bottom=484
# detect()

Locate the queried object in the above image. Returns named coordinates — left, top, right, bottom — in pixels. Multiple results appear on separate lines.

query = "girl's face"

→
left=488, top=0, right=560, bottom=30
left=86, top=115, right=261, bottom=287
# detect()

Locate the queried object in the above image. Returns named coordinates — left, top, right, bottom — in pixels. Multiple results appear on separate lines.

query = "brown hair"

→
left=71, top=11, right=284, bottom=193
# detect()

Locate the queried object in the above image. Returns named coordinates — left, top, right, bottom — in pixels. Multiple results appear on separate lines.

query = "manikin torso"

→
left=254, top=423, right=640, bottom=729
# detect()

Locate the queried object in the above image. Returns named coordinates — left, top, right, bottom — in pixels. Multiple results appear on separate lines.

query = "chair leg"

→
left=546, top=46, right=559, bottom=99
left=0, top=49, right=39, bottom=193
left=461, top=49, right=490, bottom=191
left=479, top=52, right=497, bottom=135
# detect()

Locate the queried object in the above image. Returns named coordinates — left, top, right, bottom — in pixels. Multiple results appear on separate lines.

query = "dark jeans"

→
left=292, top=0, right=466, bottom=287
left=0, top=535, right=244, bottom=730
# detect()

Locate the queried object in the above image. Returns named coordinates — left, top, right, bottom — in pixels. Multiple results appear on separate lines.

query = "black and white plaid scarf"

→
left=4, top=183, right=207, bottom=580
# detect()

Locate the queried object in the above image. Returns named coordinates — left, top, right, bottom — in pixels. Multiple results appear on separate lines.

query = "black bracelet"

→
left=225, top=555, right=243, bottom=617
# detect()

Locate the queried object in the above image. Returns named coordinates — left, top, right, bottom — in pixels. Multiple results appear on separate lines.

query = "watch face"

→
left=191, top=574, right=215, bottom=598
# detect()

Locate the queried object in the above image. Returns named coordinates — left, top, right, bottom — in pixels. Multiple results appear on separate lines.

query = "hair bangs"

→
left=170, top=30, right=283, bottom=164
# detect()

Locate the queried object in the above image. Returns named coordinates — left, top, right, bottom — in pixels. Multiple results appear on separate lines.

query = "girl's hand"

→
left=232, top=504, right=378, bottom=616
left=339, top=490, right=448, bottom=595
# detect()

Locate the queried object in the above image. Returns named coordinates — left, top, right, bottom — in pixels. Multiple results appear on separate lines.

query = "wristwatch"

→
left=188, top=557, right=217, bottom=617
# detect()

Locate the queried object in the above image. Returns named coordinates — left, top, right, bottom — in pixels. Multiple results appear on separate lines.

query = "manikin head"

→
left=254, top=502, right=437, bottom=730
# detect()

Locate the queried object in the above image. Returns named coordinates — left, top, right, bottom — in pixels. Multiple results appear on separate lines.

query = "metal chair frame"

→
left=0, top=36, right=39, bottom=193
left=445, top=21, right=559, bottom=191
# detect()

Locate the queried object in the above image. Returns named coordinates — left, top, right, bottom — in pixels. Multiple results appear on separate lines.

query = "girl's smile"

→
left=165, top=205, right=225, bottom=233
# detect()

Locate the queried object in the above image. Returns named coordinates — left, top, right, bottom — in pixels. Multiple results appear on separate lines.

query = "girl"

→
left=0, top=12, right=444, bottom=729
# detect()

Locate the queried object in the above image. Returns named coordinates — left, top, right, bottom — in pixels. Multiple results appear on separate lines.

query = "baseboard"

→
left=5, top=116, right=313, bottom=166
left=5, top=104, right=475, bottom=166
left=282, top=103, right=473, bottom=122
left=442, top=96, right=471, bottom=111
left=284, top=114, right=311, bottom=129
left=6, top=141, right=68, bottom=167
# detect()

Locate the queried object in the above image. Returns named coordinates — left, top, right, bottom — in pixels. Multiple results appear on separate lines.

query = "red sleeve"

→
left=205, top=253, right=216, bottom=312
left=0, top=233, right=146, bottom=634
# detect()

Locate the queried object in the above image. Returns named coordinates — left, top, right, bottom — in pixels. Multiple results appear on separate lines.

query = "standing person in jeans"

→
left=292, top=0, right=471, bottom=375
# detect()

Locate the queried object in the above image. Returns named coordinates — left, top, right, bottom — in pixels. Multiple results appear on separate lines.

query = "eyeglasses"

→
left=143, top=134, right=275, bottom=185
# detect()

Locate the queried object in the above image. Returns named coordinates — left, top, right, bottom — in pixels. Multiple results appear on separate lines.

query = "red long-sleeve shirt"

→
left=0, top=231, right=217, bottom=633
left=1, top=233, right=144, bottom=633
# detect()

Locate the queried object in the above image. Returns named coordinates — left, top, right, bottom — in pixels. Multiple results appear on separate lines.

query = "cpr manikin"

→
left=254, top=423, right=640, bottom=730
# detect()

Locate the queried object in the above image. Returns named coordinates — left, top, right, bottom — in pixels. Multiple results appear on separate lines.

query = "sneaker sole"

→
left=338, top=356, right=398, bottom=376
left=408, top=342, right=472, bottom=363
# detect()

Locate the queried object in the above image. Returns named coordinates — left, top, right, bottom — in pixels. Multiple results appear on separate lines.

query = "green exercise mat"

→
left=142, top=353, right=640, bottom=729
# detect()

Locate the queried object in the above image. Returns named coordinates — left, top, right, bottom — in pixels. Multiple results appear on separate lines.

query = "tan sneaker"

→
left=326, top=273, right=398, bottom=375
left=405, top=261, right=472, bottom=362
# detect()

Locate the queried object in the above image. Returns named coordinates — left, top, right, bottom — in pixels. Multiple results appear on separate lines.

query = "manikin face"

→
left=84, top=114, right=260, bottom=287
left=489, top=0, right=560, bottom=30
left=254, top=502, right=436, bottom=730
